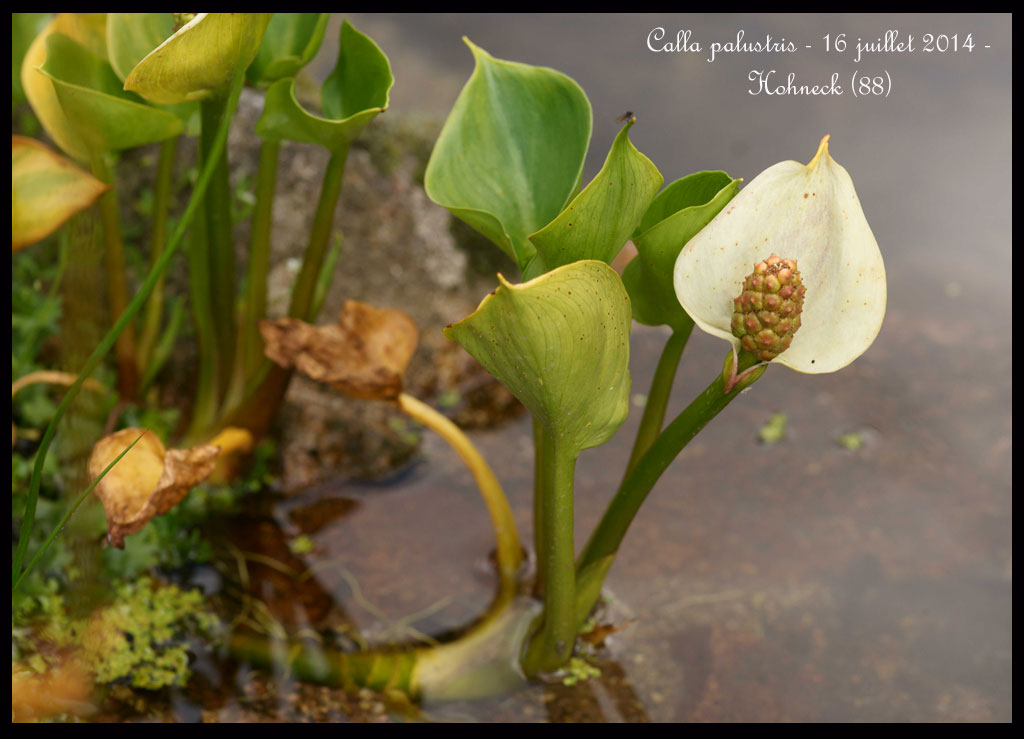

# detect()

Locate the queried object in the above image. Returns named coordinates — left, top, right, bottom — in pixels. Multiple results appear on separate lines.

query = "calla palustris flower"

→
left=674, top=136, right=886, bottom=374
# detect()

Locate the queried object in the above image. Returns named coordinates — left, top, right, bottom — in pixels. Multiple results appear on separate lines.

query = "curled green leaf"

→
left=247, top=13, right=329, bottom=86
left=623, top=171, right=740, bottom=331
left=39, top=33, right=182, bottom=154
left=254, top=19, right=392, bottom=152
left=444, top=261, right=631, bottom=456
left=124, top=13, right=272, bottom=104
left=527, top=120, right=663, bottom=278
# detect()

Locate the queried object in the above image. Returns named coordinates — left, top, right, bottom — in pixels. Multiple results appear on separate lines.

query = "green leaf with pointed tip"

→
left=528, top=120, right=662, bottom=277
left=247, top=13, right=329, bottom=86
left=425, top=39, right=592, bottom=273
left=445, top=260, right=631, bottom=455
left=254, top=20, right=392, bottom=152
left=623, top=171, right=740, bottom=331
left=39, top=33, right=183, bottom=155
left=124, top=12, right=272, bottom=104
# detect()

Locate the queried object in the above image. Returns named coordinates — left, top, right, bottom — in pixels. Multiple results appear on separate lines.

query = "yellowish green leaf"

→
left=12, top=136, right=109, bottom=251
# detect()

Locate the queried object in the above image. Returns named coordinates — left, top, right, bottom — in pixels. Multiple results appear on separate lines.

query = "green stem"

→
left=201, top=94, right=237, bottom=396
left=522, top=432, right=577, bottom=675
left=137, top=135, right=179, bottom=374
left=288, top=146, right=348, bottom=321
left=12, top=74, right=245, bottom=588
left=622, top=325, right=692, bottom=479
left=532, top=418, right=545, bottom=594
left=244, top=141, right=280, bottom=368
left=574, top=351, right=765, bottom=617
left=185, top=198, right=220, bottom=442
left=223, top=139, right=280, bottom=415
left=91, top=152, right=138, bottom=399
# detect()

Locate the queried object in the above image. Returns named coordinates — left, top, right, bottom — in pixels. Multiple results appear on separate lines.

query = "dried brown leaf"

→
left=87, top=428, right=218, bottom=548
left=259, top=299, right=419, bottom=400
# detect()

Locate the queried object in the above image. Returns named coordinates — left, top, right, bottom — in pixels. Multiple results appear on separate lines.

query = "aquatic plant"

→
left=12, top=16, right=886, bottom=709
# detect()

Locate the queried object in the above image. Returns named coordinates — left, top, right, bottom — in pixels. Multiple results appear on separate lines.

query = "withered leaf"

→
left=87, top=428, right=218, bottom=548
left=259, top=299, right=419, bottom=400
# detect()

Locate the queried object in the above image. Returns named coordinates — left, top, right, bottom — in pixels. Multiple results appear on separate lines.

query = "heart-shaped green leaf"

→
left=527, top=120, right=663, bottom=278
left=12, top=135, right=110, bottom=251
left=445, top=260, right=631, bottom=456
left=124, top=13, right=272, bottom=104
left=247, top=13, right=329, bottom=86
left=622, top=171, right=739, bottom=331
left=254, top=19, right=392, bottom=152
left=425, top=39, right=592, bottom=273
left=39, top=33, right=182, bottom=155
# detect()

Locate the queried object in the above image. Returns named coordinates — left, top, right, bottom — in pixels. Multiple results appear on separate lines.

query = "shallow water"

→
left=196, top=309, right=1009, bottom=721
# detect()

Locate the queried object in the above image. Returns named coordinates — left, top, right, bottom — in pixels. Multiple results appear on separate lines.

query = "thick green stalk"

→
left=12, top=75, right=245, bottom=587
left=185, top=199, right=221, bottom=442
left=574, top=351, right=765, bottom=618
left=137, top=136, right=179, bottom=373
left=521, top=432, right=577, bottom=675
left=223, top=139, right=281, bottom=414
left=91, top=153, right=138, bottom=399
left=242, top=140, right=280, bottom=373
left=200, top=94, right=237, bottom=395
left=288, top=146, right=348, bottom=321
left=622, top=325, right=692, bottom=479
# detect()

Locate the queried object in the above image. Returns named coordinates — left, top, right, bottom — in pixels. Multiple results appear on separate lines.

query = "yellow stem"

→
left=12, top=371, right=104, bottom=398
left=396, top=393, right=521, bottom=596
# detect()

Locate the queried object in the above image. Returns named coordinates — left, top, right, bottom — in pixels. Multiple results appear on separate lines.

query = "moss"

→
left=13, top=577, right=221, bottom=692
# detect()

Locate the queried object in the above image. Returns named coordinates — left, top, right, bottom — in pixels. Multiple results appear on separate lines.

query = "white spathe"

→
left=674, top=136, right=886, bottom=374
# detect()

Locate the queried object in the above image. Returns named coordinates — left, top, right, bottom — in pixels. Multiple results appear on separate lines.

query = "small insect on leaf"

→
left=615, top=111, right=635, bottom=123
